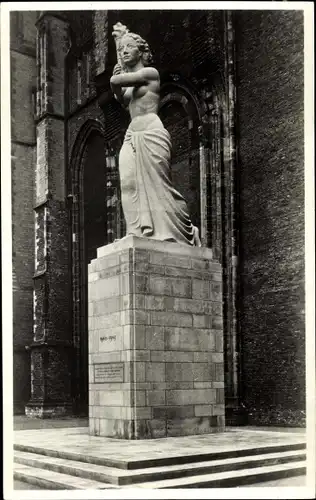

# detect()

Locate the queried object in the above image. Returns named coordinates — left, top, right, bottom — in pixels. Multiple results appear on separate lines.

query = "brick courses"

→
left=26, top=13, right=73, bottom=417
left=235, top=10, right=305, bottom=426
left=11, top=11, right=37, bottom=413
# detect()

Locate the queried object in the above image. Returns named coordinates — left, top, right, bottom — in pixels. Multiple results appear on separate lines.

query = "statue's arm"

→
left=110, top=67, right=159, bottom=89
left=111, top=84, right=125, bottom=104
left=110, top=63, right=126, bottom=105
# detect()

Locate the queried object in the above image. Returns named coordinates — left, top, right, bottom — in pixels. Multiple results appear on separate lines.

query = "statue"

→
left=110, top=23, right=201, bottom=247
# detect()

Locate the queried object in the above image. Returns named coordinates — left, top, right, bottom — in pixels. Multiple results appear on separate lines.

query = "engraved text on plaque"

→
left=94, top=362, right=124, bottom=383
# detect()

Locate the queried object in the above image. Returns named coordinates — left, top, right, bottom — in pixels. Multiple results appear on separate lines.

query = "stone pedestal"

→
left=88, top=235, right=225, bottom=438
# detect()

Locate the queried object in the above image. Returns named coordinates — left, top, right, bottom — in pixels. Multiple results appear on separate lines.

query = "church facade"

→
left=11, top=9, right=305, bottom=426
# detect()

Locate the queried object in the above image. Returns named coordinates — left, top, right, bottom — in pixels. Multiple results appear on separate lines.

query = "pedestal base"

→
left=88, top=236, right=225, bottom=438
left=25, top=342, right=74, bottom=418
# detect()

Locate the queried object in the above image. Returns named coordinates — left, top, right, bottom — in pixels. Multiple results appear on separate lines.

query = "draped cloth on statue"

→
left=119, top=113, right=196, bottom=246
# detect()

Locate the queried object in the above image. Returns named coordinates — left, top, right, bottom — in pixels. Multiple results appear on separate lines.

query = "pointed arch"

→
left=69, top=118, right=105, bottom=193
left=68, top=118, right=106, bottom=413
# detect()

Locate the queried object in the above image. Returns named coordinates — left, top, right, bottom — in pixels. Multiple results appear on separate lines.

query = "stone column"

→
left=88, top=236, right=225, bottom=438
left=10, top=12, right=37, bottom=414
left=25, top=13, right=73, bottom=418
left=221, top=11, right=244, bottom=424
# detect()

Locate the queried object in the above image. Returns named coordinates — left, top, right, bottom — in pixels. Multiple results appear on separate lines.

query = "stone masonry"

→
left=25, top=12, right=73, bottom=418
left=88, top=236, right=224, bottom=439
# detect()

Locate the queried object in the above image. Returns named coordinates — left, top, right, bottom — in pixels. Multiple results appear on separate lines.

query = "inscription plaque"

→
left=94, top=362, right=124, bottom=383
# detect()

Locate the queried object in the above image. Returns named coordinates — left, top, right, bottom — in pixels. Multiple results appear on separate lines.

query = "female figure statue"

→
left=110, top=23, right=201, bottom=246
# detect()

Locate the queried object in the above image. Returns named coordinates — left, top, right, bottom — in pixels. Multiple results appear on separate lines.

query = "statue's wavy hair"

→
left=119, top=32, right=153, bottom=67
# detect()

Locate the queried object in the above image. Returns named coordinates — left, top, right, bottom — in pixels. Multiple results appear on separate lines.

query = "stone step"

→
left=13, top=464, right=119, bottom=490
left=14, top=449, right=306, bottom=487
left=130, top=461, right=307, bottom=488
left=14, top=440, right=306, bottom=470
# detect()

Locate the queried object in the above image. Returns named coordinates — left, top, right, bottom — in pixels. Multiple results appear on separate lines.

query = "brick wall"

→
left=11, top=11, right=37, bottom=412
left=12, top=143, right=35, bottom=412
left=11, top=50, right=36, bottom=144
left=235, top=10, right=305, bottom=426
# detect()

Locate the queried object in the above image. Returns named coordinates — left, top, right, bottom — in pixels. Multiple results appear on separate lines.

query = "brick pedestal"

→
left=88, top=235, right=225, bottom=438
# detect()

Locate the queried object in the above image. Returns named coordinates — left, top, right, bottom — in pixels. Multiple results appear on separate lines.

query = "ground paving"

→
left=14, top=423, right=305, bottom=466
left=14, top=475, right=307, bottom=489
left=13, top=419, right=307, bottom=490
left=14, top=415, right=89, bottom=430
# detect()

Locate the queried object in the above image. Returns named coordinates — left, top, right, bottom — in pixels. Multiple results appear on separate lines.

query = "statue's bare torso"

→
left=112, top=67, right=160, bottom=120
left=126, top=89, right=159, bottom=119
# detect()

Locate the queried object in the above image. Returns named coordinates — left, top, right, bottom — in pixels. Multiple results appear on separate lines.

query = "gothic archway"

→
left=158, top=81, right=209, bottom=245
left=69, top=119, right=107, bottom=413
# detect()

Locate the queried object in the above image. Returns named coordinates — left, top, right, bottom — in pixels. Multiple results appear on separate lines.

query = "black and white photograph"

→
left=1, top=1, right=315, bottom=498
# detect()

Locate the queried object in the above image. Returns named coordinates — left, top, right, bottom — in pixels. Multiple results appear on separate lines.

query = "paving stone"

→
left=14, top=425, right=306, bottom=467
left=13, top=446, right=306, bottom=490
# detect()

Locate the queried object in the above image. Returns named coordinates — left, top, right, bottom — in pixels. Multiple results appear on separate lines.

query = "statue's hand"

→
left=113, top=63, right=123, bottom=76
left=112, top=22, right=129, bottom=41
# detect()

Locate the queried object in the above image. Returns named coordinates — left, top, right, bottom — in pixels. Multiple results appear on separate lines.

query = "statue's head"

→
left=113, top=23, right=153, bottom=69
